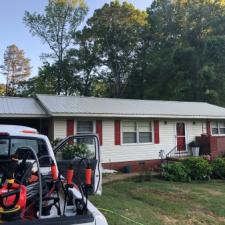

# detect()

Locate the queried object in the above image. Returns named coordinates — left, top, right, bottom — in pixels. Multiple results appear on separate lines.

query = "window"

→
left=122, top=121, right=152, bottom=144
left=123, top=121, right=137, bottom=144
left=0, top=137, right=49, bottom=165
left=77, top=121, right=94, bottom=134
left=0, top=139, right=9, bottom=155
left=138, top=122, right=152, bottom=143
left=212, top=122, right=225, bottom=135
left=220, top=122, right=225, bottom=134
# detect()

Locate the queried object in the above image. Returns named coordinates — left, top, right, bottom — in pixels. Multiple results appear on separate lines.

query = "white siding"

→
left=53, top=118, right=67, bottom=139
left=186, top=120, right=206, bottom=142
left=101, top=119, right=206, bottom=163
left=52, top=117, right=207, bottom=163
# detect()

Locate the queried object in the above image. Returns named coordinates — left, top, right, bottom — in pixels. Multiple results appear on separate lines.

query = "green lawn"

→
left=90, top=178, right=225, bottom=225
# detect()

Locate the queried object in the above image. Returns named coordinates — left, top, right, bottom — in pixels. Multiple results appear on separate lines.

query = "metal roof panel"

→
left=36, top=94, right=225, bottom=119
left=0, top=97, right=47, bottom=117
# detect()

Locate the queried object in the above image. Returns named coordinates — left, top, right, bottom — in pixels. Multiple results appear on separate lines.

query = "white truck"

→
left=0, top=125, right=108, bottom=225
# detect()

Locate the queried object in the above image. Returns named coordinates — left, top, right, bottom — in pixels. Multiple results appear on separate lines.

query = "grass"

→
left=90, top=177, right=225, bottom=225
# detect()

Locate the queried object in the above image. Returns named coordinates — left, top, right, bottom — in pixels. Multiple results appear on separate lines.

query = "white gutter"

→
left=0, top=114, right=49, bottom=118
left=49, top=113, right=225, bottom=119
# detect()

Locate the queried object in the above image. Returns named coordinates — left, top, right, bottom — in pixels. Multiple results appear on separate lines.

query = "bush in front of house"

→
left=51, top=138, right=62, bottom=148
left=212, top=158, right=225, bottom=179
left=162, top=162, right=189, bottom=182
left=62, top=142, right=94, bottom=160
left=183, top=157, right=212, bottom=180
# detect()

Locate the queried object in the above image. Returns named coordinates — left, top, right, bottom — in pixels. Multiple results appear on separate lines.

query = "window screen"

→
left=122, top=121, right=153, bottom=144
left=123, top=121, right=137, bottom=144
left=77, top=121, right=93, bottom=133
left=138, top=122, right=152, bottom=143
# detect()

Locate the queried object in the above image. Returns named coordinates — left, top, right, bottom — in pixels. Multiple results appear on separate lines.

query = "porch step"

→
left=166, top=155, right=191, bottom=162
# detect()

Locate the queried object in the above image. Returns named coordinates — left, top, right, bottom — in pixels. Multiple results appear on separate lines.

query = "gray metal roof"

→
left=36, top=94, right=225, bottom=119
left=0, top=97, right=47, bottom=118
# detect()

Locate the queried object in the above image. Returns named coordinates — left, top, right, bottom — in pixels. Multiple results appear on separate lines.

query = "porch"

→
left=166, top=134, right=225, bottom=161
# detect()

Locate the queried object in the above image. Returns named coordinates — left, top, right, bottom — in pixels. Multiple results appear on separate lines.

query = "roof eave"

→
left=49, top=113, right=225, bottom=119
left=0, top=114, right=50, bottom=118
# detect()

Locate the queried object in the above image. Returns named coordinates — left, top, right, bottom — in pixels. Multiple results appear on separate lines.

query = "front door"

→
left=176, top=122, right=186, bottom=151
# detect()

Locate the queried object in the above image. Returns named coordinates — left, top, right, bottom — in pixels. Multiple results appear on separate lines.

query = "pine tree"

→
left=1, top=44, right=31, bottom=96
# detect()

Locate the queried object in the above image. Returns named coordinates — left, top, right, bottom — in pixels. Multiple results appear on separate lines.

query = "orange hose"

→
left=67, top=168, right=74, bottom=185
left=51, top=162, right=58, bottom=180
left=85, top=168, right=92, bottom=186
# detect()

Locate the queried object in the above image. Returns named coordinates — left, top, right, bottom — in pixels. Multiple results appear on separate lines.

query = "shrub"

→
left=212, top=158, right=225, bottom=179
left=62, top=143, right=94, bottom=160
left=51, top=138, right=62, bottom=147
left=183, top=157, right=212, bottom=180
left=162, top=162, right=189, bottom=182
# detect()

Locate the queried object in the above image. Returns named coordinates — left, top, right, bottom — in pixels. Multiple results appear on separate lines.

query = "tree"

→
left=24, top=0, right=88, bottom=94
left=0, top=84, right=5, bottom=96
left=19, top=61, right=81, bottom=96
left=80, top=1, right=148, bottom=97
left=67, top=31, right=100, bottom=96
left=132, top=0, right=225, bottom=105
left=1, top=44, right=31, bottom=96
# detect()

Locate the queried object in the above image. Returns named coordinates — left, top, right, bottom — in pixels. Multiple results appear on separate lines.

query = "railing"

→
left=166, top=146, right=178, bottom=159
left=166, top=145, right=191, bottom=159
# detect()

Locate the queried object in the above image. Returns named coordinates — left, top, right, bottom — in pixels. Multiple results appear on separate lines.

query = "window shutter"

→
left=206, top=121, right=211, bottom=136
left=67, top=120, right=74, bottom=136
left=114, top=120, right=121, bottom=145
left=96, top=120, right=103, bottom=145
left=154, top=120, right=160, bottom=144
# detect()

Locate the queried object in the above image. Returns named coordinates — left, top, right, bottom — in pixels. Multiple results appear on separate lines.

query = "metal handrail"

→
left=166, top=145, right=191, bottom=159
left=166, top=146, right=177, bottom=159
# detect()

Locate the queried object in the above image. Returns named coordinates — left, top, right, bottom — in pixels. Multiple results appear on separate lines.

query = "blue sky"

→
left=0, top=0, right=151, bottom=83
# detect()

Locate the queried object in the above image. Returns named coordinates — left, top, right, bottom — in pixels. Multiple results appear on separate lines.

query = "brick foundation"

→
left=102, top=159, right=161, bottom=173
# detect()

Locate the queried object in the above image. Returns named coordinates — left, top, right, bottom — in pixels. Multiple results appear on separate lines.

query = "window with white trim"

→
left=122, top=121, right=152, bottom=144
left=77, top=121, right=94, bottom=134
left=211, top=121, right=225, bottom=135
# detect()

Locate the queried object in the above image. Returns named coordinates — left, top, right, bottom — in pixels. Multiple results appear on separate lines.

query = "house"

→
left=1, top=94, right=225, bottom=171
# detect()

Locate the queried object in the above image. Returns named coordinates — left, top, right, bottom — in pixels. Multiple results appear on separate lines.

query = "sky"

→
left=0, top=0, right=151, bottom=83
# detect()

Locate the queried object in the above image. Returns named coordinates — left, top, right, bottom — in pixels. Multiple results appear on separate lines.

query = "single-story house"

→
left=1, top=94, right=225, bottom=171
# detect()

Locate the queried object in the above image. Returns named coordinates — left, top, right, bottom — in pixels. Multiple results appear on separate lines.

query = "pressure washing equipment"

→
left=0, top=127, right=107, bottom=225
left=0, top=147, right=43, bottom=222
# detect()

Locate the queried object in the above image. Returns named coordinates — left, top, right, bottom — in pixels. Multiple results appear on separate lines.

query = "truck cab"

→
left=0, top=125, right=108, bottom=225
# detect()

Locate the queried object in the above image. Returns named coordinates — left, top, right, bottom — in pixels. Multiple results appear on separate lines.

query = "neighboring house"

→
left=1, top=94, right=225, bottom=171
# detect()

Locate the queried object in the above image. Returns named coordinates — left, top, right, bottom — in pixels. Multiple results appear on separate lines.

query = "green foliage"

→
left=1, top=44, right=31, bottom=96
left=51, top=138, right=62, bottom=147
left=19, top=61, right=81, bottom=96
left=80, top=1, right=148, bottom=97
left=91, top=179, right=225, bottom=224
left=183, top=157, right=212, bottom=180
left=162, top=162, right=189, bottom=182
left=62, top=143, right=93, bottom=160
left=24, top=0, right=87, bottom=94
left=14, top=0, right=225, bottom=105
left=0, top=84, right=5, bottom=96
left=212, top=158, right=225, bottom=179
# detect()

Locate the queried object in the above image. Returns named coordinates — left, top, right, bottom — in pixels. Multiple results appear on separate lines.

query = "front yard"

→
left=91, top=177, right=225, bottom=225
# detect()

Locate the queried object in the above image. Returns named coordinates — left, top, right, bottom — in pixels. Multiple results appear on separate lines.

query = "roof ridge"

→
left=36, top=94, right=208, bottom=104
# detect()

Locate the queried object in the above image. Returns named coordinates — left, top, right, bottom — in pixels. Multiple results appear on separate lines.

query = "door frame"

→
left=175, top=121, right=188, bottom=152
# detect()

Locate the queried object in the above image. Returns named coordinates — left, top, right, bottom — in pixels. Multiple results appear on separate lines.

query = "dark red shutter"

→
left=154, top=120, right=160, bottom=144
left=206, top=121, right=211, bottom=136
left=114, top=120, right=121, bottom=145
left=96, top=120, right=103, bottom=145
left=67, top=120, right=74, bottom=136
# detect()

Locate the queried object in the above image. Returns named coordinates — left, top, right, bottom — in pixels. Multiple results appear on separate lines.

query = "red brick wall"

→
left=102, top=159, right=161, bottom=173
left=195, top=135, right=225, bottom=158
left=210, top=136, right=225, bottom=158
